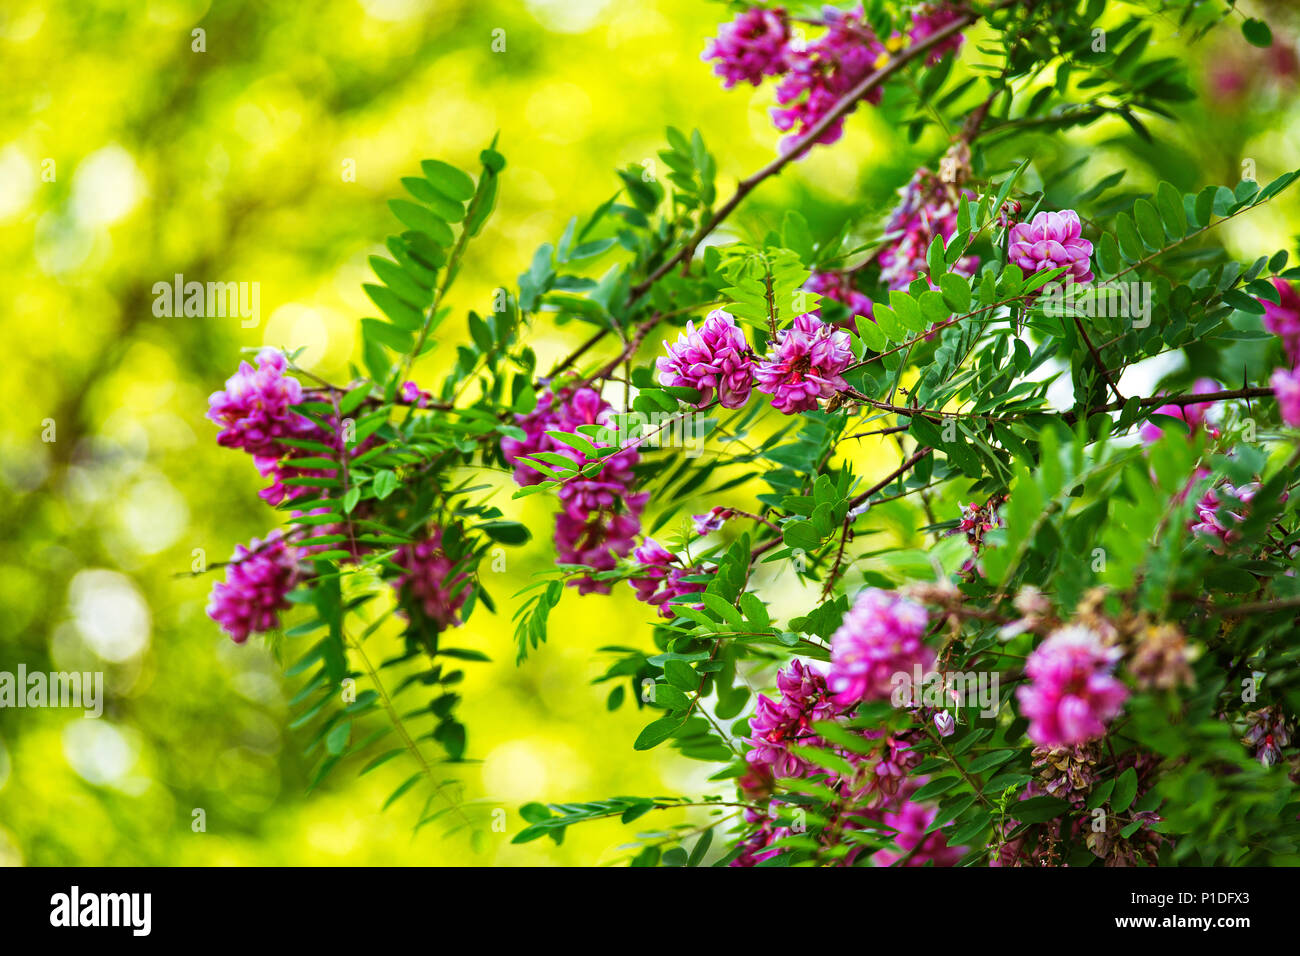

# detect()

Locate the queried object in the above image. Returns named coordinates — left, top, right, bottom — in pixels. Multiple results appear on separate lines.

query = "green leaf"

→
left=1095, top=233, right=1121, bottom=276
left=633, top=717, right=679, bottom=750
left=782, top=520, right=821, bottom=552
left=687, top=828, right=713, bottom=866
left=400, top=177, right=465, bottom=221
left=856, top=315, right=887, bottom=351
left=373, top=470, right=399, bottom=500
left=911, top=776, right=960, bottom=801
left=339, top=383, right=372, bottom=416
left=388, top=199, right=454, bottom=247
left=1112, top=767, right=1138, bottom=813
left=966, top=749, right=1016, bottom=773
left=888, top=290, right=925, bottom=332
left=1115, top=213, right=1144, bottom=262
left=1154, top=181, right=1187, bottom=238
left=1132, top=199, right=1164, bottom=251
left=360, top=748, right=405, bottom=776
left=421, top=159, right=476, bottom=201
left=1013, top=796, right=1069, bottom=823
left=361, top=318, right=413, bottom=353
left=383, top=772, right=423, bottom=811
left=364, top=283, right=424, bottom=330
left=1242, top=18, right=1272, bottom=48
left=648, top=683, right=690, bottom=711
left=325, top=720, right=351, bottom=755
left=663, top=659, right=697, bottom=691
left=479, top=520, right=531, bottom=544
left=872, top=304, right=907, bottom=342
left=939, top=273, right=971, bottom=313
left=947, top=811, right=992, bottom=845
left=370, top=254, right=432, bottom=302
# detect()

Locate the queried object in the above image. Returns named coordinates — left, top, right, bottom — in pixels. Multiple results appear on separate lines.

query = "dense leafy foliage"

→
left=202, top=0, right=1300, bottom=865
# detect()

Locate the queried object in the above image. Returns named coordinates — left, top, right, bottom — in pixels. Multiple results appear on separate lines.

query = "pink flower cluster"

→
left=1262, top=278, right=1300, bottom=364
left=658, top=311, right=853, bottom=416
left=1016, top=624, right=1128, bottom=748
left=908, top=3, right=967, bottom=64
left=701, top=6, right=790, bottom=88
left=955, top=493, right=1006, bottom=573
left=704, top=4, right=966, bottom=154
left=772, top=7, right=887, bottom=152
left=871, top=786, right=969, bottom=867
left=806, top=269, right=873, bottom=322
left=1190, top=481, right=1261, bottom=554
left=754, top=312, right=855, bottom=413
left=1261, top=279, right=1300, bottom=427
left=501, top=380, right=648, bottom=593
left=392, top=530, right=470, bottom=629
left=747, top=661, right=839, bottom=778
left=1139, top=378, right=1220, bottom=444
left=827, top=588, right=933, bottom=705
left=733, top=658, right=968, bottom=866
left=1007, top=209, right=1094, bottom=286
left=207, top=530, right=303, bottom=643
left=257, top=412, right=373, bottom=508
left=206, top=350, right=382, bottom=511
left=1243, top=707, right=1292, bottom=767
left=1273, top=366, right=1300, bottom=427
left=628, top=539, right=705, bottom=618
left=692, top=506, right=733, bottom=535
left=399, top=380, right=433, bottom=407
left=656, top=309, right=755, bottom=409
left=207, top=349, right=312, bottom=464
left=877, top=168, right=979, bottom=291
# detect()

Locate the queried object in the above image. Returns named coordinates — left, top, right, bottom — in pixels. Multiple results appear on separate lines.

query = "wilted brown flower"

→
left=1129, top=623, right=1195, bottom=690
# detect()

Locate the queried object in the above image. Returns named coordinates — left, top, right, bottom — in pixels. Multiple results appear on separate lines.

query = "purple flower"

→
left=907, top=3, right=966, bottom=65
left=827, top=588, right=933, bottom=705
left=399, top=380, right=431, bottom=407
left=1243, top=707, right=1292, bottom=767
left=1262, top=278, right=1300, bottom=364
left=933, top=711, right=956, bottom=737
left=207, top=531, right=302, bottom=644
left=871, top=793, right=967, bottom=867
left=692, top=506, right=732, bottom=536
left=556, top=509, right=641, bottom=595
left=877, top=168, right=978, bottom=291
left=207, top=348, right=311, bottom=459
left=1190, top=481, right=1263, bottom=554
left=1273, top=365, right=1300, bottom=427
left=628, top=538, right=705, bottom=617
left=501, top=379, right=650, bottom=593
left=656, top=309, right=756, bottom=409
left=771, top=8, right=885, bottom=153
left=1015, top=624, right=1128, bottom=748
left=1007, top=209, right=1094, bottom=285
left=747, top=661, right=838, bottom=779
left=755, top=313, right=854, bottom=414
left=1139, top=378, right=1221, bottom=444
left=392, top=529, right=471, bottom=629
left=500, top=382, right=583, bottom=487
left=806, top=270, right=873, bottom=322
left=255, top=414, right=375, bottom=509
left=702, top=7, right=791, bottom=89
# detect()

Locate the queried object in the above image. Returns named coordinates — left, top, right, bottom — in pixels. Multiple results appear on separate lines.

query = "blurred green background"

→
left=2, top=0, right=1298, bottom=865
